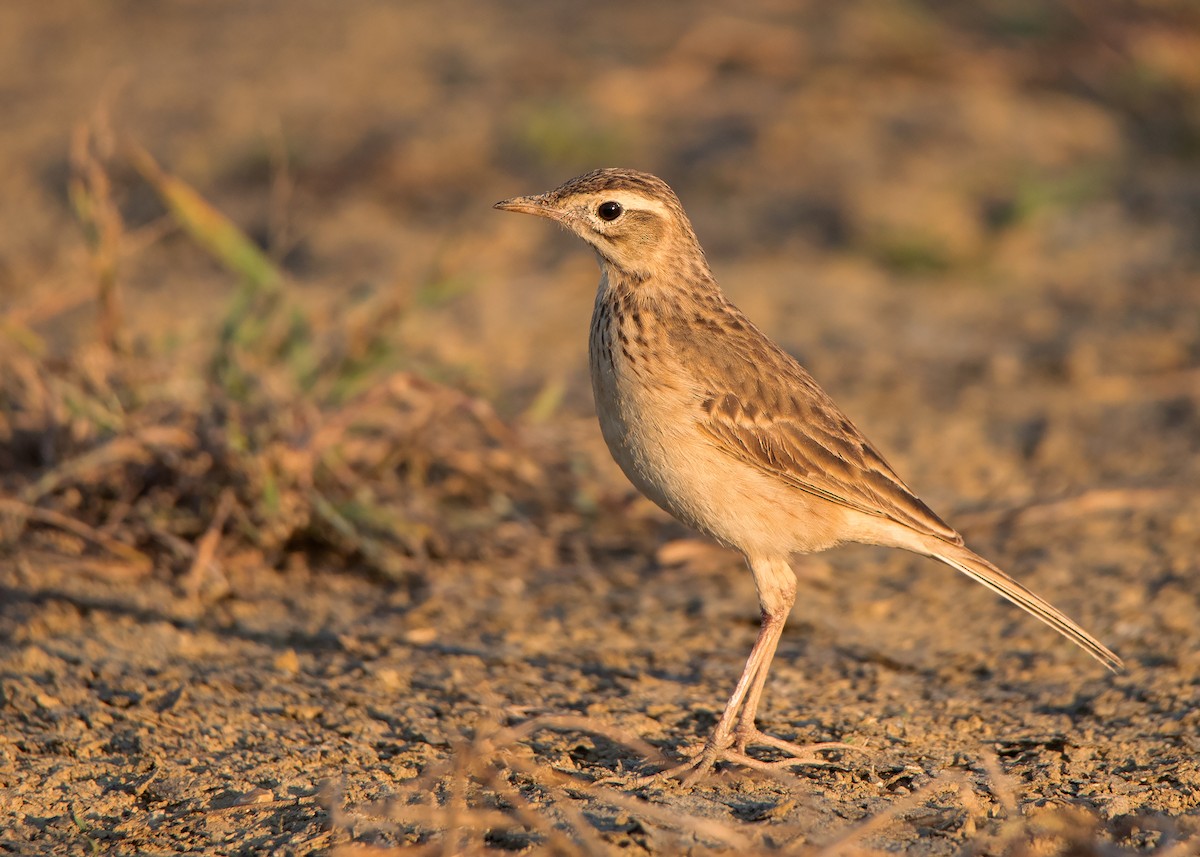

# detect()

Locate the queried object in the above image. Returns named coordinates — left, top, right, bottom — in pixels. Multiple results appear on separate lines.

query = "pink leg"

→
left=699, top=605, right=790, bottom=753
left=732, top=610, right=786, bottom=749
left=629, top=556, right=861, bottom=786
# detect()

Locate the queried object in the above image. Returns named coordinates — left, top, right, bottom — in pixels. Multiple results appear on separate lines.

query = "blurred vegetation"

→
left=1, top=132, right=580, bottom=587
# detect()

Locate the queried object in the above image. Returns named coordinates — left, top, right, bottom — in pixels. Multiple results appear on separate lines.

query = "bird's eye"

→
left=597, top=201, right=623, bottom=222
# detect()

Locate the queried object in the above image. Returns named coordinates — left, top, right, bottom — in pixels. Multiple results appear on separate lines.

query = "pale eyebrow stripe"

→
left=597, top=191, right=672, bottom=219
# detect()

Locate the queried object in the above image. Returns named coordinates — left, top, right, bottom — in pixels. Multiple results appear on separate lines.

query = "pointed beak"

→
left=493, top=194, right=565, bottom=222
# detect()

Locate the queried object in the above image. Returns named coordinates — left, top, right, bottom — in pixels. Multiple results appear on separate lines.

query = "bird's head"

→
left=495, top=168, right=707, bottom=281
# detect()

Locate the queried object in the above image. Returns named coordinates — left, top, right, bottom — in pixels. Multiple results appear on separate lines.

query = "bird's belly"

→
left=590, top=351, right=846, bottom=558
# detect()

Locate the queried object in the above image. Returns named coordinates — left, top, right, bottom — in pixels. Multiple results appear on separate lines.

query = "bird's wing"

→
left=667, top=309, right=962, bottom=543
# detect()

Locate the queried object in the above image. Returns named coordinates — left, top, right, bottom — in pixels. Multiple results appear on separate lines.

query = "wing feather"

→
left=666, top=305, right=962, bottom=544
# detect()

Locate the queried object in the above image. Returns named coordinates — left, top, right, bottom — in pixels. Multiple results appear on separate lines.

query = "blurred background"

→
left=5, top=0, right=1199, bottom=399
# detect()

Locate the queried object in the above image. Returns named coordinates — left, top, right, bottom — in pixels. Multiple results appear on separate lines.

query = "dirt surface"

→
left=2, top=1, right=1200, bottom=854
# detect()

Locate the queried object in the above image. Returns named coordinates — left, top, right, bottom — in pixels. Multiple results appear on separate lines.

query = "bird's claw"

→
left=617, top=731, right=863, bottom=788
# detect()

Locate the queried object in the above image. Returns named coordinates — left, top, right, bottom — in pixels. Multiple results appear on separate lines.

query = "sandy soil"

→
left=2, top=1, right=1199, bottom=854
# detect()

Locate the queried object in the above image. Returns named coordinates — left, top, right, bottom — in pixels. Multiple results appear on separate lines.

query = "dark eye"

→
left=597, top=201, right=623, bottom=221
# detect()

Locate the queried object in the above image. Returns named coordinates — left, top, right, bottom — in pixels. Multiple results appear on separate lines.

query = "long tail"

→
left=930, top=544, right=1123, bottom=672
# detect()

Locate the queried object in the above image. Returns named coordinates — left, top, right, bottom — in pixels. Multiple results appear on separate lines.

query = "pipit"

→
left=495, top=168, right=1121, bottom=785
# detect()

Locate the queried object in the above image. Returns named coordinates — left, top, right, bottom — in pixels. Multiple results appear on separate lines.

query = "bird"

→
left=494, top=168, right=1122, bottom=785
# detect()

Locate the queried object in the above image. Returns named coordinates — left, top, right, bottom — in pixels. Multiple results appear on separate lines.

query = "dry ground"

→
left=2, top=1, right=1200, bottom=854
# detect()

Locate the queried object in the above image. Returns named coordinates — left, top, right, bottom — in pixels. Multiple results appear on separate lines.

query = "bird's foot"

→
left=623, top=728, right=863, bottom=788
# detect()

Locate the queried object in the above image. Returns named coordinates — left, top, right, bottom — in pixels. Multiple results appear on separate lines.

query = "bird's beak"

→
left=493, top=194, right=565, bottom=222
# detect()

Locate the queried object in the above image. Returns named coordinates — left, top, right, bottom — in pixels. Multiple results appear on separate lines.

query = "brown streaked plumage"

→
left=495, top=168, right=1121, bottom=786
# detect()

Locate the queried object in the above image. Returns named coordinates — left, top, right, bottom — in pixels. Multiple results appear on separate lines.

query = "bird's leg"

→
left=631, top=604, right=789, bottom=787
left=696, top=604, right=790, bottom=756
left=724, top=557, right=862, bottom=767
left=730, top=609, right=786, bottom=752
left=631, top=557, right=859, bottom=787
left=725, top=553, right=798, bottom=754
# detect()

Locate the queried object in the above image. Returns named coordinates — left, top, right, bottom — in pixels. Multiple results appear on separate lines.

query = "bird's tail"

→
left=930, top=543, right=1123, bottom=672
